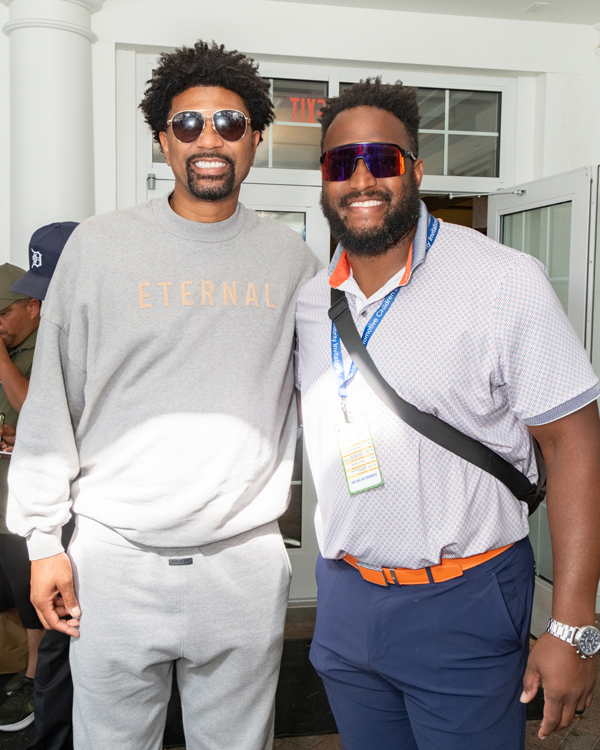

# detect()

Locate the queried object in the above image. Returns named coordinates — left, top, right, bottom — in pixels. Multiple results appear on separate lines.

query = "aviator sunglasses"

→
left=166, top=109, right=251, bottom=143
left=320, top=142, right=417, bottom=181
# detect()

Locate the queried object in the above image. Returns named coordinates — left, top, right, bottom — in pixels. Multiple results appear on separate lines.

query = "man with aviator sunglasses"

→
left=295, top=78, right=600, bottom=749
left=7, top=40, right=320, bottom=750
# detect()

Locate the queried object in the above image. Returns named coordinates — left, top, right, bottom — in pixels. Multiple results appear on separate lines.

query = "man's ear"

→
left=413, top=158, right=424, bottom=188
left=28, top=299, right=41, bottom=318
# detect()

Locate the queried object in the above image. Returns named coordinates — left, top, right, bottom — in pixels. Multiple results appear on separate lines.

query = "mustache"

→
left=185, top=151, right=235, bottom=170
left=338, top=190, right=392, bottom=209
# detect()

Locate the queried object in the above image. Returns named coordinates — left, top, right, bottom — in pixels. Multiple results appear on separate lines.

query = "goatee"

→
left=185, top=152, right=236, bottom=202
left=320, top=171, right=421, bottom=257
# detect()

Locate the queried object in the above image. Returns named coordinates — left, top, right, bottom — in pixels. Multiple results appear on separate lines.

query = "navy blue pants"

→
left=310, top=537, right=535, bottom=750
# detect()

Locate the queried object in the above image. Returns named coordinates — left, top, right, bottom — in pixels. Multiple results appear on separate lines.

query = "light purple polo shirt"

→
left=295, top=201, right=600, bottom=569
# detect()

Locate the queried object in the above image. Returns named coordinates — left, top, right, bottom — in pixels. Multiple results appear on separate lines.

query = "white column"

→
left=2, top=0, right=103, bottom=268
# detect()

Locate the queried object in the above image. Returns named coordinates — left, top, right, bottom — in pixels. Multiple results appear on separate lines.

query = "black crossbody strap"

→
left=329, top=287, right=536, bottom=502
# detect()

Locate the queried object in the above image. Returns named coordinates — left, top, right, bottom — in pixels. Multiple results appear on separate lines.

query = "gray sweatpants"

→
left=68, top=517, right=291, bottom=750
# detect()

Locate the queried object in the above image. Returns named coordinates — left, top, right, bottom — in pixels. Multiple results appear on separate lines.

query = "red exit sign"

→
left=289, top=97, right=326, bottom=123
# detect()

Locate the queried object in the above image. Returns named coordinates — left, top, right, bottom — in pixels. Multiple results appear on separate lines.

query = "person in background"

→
left=295, top=78, right=600, bottom=750
left=0, top=262, right=42, bottom=731
left=2, top=223, right=77, bottom=748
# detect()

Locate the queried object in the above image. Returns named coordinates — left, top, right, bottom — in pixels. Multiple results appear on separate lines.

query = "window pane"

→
left=272, top=124, right=321, bottom=170
left=152, top=140, right=167, bottom=164
left=339, top=82, right=354, bottom=95
left=502, top=212, right=524, bottom=252
left=254, top=127, right=270, bottom=168
left=254, top=78, right=327, bottom=170
left=448, top=90, right=500, bottom=133
left=255, top=211, right=306, bottom=241
left=548, top=202, right=572, bottom=280
left=419, top=133, right=444, bottom=175
left=502, top=202, right=571, bottom=315
left=448, top=134, right=498, bottom=177
left=418, top=88, right=445, bottom=130
left=273, top=79, right=327, bottom=124
left=523, top=207, right=548, bottom=264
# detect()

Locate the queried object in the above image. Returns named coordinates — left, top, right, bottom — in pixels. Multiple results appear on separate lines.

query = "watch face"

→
left=575, top=626, right=600, bottom=656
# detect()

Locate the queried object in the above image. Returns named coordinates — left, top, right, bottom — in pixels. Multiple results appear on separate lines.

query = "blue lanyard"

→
left=331, top=215, right=439, bottom=403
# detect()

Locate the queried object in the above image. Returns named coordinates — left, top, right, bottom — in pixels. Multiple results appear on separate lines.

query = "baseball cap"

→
left=0, top=264, right=29, bottom=313
left=11, top=222, right=78, bottom=301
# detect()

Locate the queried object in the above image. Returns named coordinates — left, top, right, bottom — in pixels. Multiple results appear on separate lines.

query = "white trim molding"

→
left=2, top=17, right=98, bottom=42
left=0, top=0, right=103, bottom=10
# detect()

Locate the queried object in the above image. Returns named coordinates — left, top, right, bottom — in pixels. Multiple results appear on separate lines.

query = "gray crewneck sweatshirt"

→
left=7, top=196, right=322, bottom=559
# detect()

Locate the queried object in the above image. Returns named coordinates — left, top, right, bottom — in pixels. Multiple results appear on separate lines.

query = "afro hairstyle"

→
left=139, top=40, right=274, bottom=145
left=319, top=77, right=420, bottom=155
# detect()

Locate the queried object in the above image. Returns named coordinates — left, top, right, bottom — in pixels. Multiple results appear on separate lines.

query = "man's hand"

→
left=31, top=552, right=81, bottom=637
left=522, top=632, right=596, bottom=739
left=0, top=423, right=16, bottom=459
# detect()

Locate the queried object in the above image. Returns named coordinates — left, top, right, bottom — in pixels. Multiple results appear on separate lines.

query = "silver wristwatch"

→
left=546, top=618, right=600, bottom=658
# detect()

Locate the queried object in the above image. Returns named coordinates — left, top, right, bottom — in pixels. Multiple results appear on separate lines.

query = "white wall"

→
left=1, top=0, right=600, bottom=247
left=93, top=0, right=598, bottom=74
left=0, top=20, right=10, bottom=265
left=92, top=0, right=600, bottom=215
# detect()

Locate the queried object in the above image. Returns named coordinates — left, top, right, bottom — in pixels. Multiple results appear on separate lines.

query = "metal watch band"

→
left=546, top=618, right=600, bottom=658
left=547, top=618, right=578, bottom=645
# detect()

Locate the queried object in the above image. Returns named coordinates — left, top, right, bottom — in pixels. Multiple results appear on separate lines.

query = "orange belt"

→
left=343, top=544, right=513, bottom=587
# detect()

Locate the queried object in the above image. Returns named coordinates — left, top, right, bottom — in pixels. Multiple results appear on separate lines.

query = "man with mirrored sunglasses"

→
left=7, top=40, right=320, bottom=750
left=295, top=77, right=600, bottom=750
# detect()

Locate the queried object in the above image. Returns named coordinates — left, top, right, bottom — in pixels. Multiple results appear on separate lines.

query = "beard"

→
left=320, top=171, right=421, bottom=257
left=185, top=152, right=236, bottom=202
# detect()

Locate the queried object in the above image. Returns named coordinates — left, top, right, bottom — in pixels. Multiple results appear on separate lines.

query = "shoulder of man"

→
left=55, top=201, right=156, bottom=270
left=425, top=220, right=554, bottom=304
left=65, top=200, right=155, bottom=248
left=433, top=220, right=529, bottom=270
left=11, top=327, right=38, bottom=375
left=41, top=202, right=156, bottom=323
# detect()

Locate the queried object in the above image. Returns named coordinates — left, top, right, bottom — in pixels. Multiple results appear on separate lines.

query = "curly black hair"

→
left=139, top=40, right=274, bottom=145
left=319, top=77, right=420, bottom=155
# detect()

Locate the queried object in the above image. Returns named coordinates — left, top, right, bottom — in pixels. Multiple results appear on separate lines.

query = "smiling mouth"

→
left=349, top=199, right=384, bottom=208
left=193, top=159, right=228, bottom=169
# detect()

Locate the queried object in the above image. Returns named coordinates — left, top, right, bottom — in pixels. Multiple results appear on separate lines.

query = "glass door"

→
left=147, top=178, right=329, bottom=603
left=242, top=183, right=328, bottom=604
left=488, top=167, right=594, bottom=635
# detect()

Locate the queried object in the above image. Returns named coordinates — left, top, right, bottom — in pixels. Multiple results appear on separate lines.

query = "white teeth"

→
left=349, top=200, right=383, bottom=207
left=194, top=160, right=227, bottom=168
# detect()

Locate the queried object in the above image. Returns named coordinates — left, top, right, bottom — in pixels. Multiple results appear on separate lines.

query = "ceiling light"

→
left=523, top=2, right=549, bottom=12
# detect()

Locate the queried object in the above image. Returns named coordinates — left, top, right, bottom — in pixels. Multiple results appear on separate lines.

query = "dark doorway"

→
left=421, top=194, right=488, bottom=235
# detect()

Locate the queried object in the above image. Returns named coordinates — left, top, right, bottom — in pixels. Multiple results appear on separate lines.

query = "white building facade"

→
left=1, top=0, right=599, bottom=609
left=1, top=0, right=599, bottom=264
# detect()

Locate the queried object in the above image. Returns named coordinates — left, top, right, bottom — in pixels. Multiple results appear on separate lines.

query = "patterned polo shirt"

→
left=295, top=201, right=600, bottom=569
